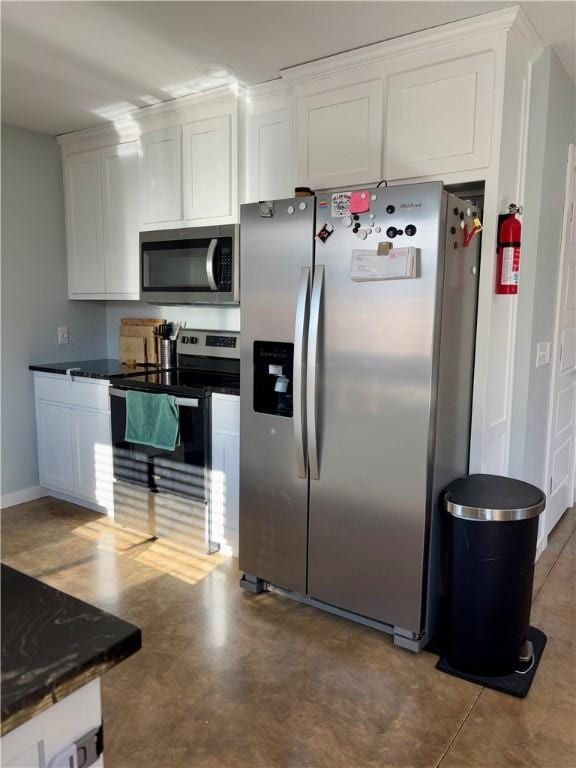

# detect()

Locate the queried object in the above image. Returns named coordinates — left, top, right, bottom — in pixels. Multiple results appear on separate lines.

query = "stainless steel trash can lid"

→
left=445, top=474, right=546, bottom=522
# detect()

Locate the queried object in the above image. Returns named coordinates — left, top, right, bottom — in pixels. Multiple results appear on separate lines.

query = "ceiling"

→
left=2, top=1, right=574, bottom=136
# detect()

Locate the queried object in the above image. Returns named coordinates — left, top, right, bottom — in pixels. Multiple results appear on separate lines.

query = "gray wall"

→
left=510, top=49, right=576, bottom=492
left=1, top=124, right=107, bottom=499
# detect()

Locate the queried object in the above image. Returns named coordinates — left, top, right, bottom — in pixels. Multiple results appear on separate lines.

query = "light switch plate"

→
left=536, top=341, right=551, bottom=368
left=58, top=326, right=69, bottom=345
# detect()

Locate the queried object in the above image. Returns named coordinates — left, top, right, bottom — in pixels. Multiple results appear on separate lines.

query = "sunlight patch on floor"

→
left=72, top=516, right=226, bottom=586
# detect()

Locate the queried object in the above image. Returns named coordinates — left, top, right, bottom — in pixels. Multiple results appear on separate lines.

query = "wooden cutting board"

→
left=119, top=335, right=147, bottom=366
left=119, top=317, right=162, bottom=365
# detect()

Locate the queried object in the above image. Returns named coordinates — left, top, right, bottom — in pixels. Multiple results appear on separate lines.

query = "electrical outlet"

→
left=58, top=326, right=69, bottom=345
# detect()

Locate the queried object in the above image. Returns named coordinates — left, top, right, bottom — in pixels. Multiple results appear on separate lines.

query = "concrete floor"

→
left=2, top=498, right=575, bottom=768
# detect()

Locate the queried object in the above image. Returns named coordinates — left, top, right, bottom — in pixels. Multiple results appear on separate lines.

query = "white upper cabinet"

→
left=140, top=126, right=182, bottom=224
left=101, top=143, right=139, bottom=295
left=247, top=108, right=293, bottom=202
left=64, top=150, right=105, bottom=295
left=296, top=81, right=383, bottom=190
left=385, top=52, right=494, bottom=179
left=183, top=114, right=231, bottom=221
left=64, top=142, right=139, bottom=300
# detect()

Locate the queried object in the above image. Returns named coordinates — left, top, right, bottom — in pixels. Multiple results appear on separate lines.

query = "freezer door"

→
left=239, top=198, right=314, bottom=593
left=307, top=183, right=445, bottom=633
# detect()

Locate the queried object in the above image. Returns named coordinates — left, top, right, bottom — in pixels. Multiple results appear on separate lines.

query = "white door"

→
left=183, top=114, right=231, bottom=221
left=296, top=80, right=383, bottom=189
left=64, top=150, right=105, bottom=295
left=36, top=401, right=74, bottom=492
left=247, top=108, right=293, bottom=202
left=140, top=126, right=182, bottom=224
left=546, top=144, right=576, bottom=534
left=101, top=142, right=139, bottom=295
left=71, top=408, right=113, bottom=509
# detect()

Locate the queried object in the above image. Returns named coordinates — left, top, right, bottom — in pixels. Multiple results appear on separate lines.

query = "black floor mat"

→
left=435, top=626, right=547, bottom=698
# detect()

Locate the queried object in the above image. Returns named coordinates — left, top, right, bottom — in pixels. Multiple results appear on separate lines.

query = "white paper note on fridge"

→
left=350, top=248, right=418, bottom=281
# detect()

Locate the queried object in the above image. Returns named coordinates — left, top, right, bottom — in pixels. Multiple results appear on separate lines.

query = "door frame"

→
left=543, top=142, right=576, bottom=541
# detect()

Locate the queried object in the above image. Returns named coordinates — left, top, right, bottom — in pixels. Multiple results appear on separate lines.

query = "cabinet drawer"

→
left=211, top=394, right=240, bottom=434
left=34, top=374, right=110, bottom=412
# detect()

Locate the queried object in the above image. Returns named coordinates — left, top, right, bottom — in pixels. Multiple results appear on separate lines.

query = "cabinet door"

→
left=64, top=150, right=105, bottom=295
left=71, top=408, right=113, bottom=508
left=211, top=395, right=239, bottom=553
left=183, top=115, right=231, bottom=221
left=140, top=126, right=182, bottom=224
left=247, top=109, right=293, bottom=202
left=386, top=52, right=494, bottom=178
left=101, top=142, right=139, bottom=295
left=36, top=401, right=74, bottom=492
left=296, top=81, right=383, bottom=189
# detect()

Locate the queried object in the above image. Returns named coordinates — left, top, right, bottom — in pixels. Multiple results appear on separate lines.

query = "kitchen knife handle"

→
left=307, top=265, right=324, bottom=481
left=294, top=267, right=310, bottom=479
left=206, top=238, right=219, bottom=291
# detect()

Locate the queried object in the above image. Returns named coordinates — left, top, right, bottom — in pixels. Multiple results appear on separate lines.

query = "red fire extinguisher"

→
left=495, top=204, right=522, bottom=294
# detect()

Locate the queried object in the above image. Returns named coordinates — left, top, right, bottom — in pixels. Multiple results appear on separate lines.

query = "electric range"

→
left=109, top=329, right=240, bottom=553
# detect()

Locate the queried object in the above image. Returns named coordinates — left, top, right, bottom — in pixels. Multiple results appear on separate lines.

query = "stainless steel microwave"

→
left=140, top=225, right=239, bottom=305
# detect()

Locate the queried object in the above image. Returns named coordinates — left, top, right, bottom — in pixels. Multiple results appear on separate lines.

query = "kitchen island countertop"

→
left=1, top=564, right=141, bottom=736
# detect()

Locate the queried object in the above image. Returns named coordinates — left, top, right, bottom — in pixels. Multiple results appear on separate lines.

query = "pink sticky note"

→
left=349, top=190, right=370, bottom=214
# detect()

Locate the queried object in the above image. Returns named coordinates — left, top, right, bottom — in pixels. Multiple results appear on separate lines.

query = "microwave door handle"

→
left=206, top=238, right=219, bottom=291
left=307, top=265, right=324, bottom=481
left=293, top=267, right=310, bottom=479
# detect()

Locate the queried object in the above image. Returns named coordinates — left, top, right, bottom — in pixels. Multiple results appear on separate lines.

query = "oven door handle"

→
left=206, top=238, right=219, bottom=291
left=109, top=389, right=199, bottom=408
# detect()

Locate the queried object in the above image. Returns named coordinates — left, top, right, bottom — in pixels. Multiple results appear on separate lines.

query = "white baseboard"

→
left=0, top=485, right=47, bottom=509
left=536, top=534, right=548, bottom=561
left=45, top=488, right=111, bottom=516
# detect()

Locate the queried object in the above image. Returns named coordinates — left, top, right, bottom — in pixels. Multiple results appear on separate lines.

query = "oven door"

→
left=110, top=389, right=211, bottom=541
left=140, top=226, right=238, bottom=304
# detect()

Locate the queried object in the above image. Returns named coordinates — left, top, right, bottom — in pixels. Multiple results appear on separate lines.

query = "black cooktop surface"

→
left=112, top=368, right=240, bottom=397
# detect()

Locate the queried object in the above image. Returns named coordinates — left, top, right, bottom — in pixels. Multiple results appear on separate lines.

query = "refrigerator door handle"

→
left=294, top=267, right=311, bottom=478
left=307, top=265, right=324, bottom=481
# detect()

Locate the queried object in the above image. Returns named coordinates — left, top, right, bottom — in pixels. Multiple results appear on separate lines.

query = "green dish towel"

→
left=125, top=390, right=179, bottom=451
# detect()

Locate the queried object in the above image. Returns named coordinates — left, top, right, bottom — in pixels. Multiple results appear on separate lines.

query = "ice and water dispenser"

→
left=253, top=342, right=293, bottom=417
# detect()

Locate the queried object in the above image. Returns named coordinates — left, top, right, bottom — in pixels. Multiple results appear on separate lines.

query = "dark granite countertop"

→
left=29, top=359, right=155, bottom=379
left=1, top=565, right=141, bottom=735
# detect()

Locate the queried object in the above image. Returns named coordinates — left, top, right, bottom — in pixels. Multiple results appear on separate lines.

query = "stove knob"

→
left=181, top=336, right=190, bottom=344
left=386, top=226, right=399, bottom=238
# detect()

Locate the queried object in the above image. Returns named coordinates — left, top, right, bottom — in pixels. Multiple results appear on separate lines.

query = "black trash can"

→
left=444, top=474, right=545, bottom=676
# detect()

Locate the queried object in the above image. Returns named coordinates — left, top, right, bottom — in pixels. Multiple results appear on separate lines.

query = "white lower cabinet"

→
left=34, top=374, right=113, bottom=513
left=36, top=401, right=75, bottom=493
left=70, top=408, right=114, bottom=509
left=1, top=679, right=103, bottom=768
left=211, top=394, right=240, bottom=556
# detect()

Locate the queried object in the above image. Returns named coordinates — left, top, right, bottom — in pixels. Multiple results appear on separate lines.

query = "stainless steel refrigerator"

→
left=239, top=182, right=480, bottom=651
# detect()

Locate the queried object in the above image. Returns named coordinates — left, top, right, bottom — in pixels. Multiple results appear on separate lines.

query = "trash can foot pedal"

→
left=435, top=626, right=547, bottom=698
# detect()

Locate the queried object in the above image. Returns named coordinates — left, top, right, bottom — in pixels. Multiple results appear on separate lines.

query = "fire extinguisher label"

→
left=501, top=246, right=520, bottom=285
